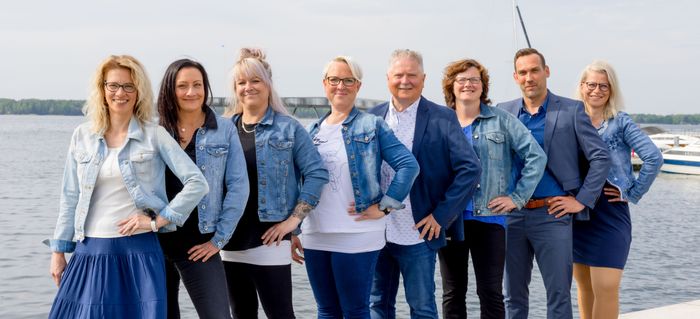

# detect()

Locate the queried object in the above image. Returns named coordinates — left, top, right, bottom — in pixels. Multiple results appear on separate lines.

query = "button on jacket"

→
left=46, top=117, right=209, bottom=253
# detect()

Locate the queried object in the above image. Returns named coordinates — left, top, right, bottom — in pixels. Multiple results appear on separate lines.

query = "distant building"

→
left=210, top=97, right=383, bottom=118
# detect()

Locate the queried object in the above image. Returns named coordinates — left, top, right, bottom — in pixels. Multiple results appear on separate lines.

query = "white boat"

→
left=631, top=133, right=700, bottom=166
left=660, top=141, right=700, bottom=175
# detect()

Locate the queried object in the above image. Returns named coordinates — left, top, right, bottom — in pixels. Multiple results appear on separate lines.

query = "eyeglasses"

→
left=583, top=81, right=610, bottom=92
left=455, top=77, right=482, bottom=85
left=104, top=82, right=137, bottom=93
left=326, top=77, right=358, bottom=87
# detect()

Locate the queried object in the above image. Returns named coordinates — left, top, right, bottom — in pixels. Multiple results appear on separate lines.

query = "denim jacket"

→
left=471, top=104, right=547, bottom=216
left=45, top=117, right=209, bottom=253
left=599, top=112, right=661, bottom=204
left=192, top=115, right=249, bottom=249
left=232, top=107, right=328, bottom=221
left=308, top=107, right=419, bottom=212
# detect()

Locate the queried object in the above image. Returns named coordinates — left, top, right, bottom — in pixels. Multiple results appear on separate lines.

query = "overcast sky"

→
left=1, top=0, right=697, bottom=114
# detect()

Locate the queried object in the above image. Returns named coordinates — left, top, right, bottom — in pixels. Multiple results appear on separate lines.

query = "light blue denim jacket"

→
left=191, top=115, right=249, bottom=249
left=308, top=107, right=419, bottom=212
left=471, top=104, right=547, bottom=216
left=232, top=107, right=329, bottom=221
left=45, top=117, right=209, bottom=253
left=598, top=112, right=662, bottom=204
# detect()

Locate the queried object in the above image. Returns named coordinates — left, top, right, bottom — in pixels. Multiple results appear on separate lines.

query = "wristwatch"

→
left=144, top=208, right=158, bottom=232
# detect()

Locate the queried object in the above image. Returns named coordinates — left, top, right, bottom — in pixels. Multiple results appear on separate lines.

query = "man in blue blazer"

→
left=368, top=49, right=481, bottom=319
left=498, top=48, right=610, bottom=319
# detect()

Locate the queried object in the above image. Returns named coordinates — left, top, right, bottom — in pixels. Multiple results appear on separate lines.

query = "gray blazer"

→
left=497, top=91, right=610, bottom=220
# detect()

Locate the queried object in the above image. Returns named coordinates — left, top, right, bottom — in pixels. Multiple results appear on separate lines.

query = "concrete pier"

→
left=620, top=299, right=700, bottom=318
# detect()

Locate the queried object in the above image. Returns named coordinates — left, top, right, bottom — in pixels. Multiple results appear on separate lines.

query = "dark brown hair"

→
left=513, top=48, right=546, bottom=69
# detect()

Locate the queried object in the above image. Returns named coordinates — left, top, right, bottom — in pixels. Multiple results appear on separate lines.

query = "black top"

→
left=158, top=107, right=217, bottom=259
left=222, top=117, right=290, bottom=252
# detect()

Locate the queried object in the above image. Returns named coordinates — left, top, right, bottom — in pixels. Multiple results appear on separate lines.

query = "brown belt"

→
left=524, top=197, right=556, bottom=209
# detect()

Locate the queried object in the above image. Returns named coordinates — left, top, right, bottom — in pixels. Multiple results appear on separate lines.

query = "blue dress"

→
left=573, top=188, right=631, bottom=269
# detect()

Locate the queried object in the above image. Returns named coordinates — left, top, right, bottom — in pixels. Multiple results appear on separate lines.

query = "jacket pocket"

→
left=352, top=130, right=376, bottom=157
left=485, top=132, right=505, bottom=160
left=130, top=150, right=155, bottom=176
left=73, top=150, right=92, bottom=182
left=268, top=138, right=294, bottom=209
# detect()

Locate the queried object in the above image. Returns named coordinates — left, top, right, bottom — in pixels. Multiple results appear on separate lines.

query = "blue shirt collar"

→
left=518, top=91, right=550, bottom=116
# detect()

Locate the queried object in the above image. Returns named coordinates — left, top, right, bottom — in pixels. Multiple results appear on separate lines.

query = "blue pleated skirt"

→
left=48, top=232, right=167, bottom=319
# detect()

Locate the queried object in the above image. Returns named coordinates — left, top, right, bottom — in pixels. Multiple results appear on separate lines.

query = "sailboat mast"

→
left=516, top=5, right=532, bottom=48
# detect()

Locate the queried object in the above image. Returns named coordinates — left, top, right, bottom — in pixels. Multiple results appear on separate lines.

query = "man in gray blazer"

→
left=498, top=48, right=610, bottom=319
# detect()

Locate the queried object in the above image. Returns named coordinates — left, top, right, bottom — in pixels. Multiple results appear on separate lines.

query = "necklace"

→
left=241, top=122, right=257, bottom=134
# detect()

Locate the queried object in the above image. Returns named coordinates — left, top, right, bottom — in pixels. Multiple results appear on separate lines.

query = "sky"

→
left=1, top=0, right=698, bottom=114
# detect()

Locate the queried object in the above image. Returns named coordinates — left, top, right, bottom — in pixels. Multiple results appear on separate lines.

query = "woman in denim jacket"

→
left=45, top=55, right=209, bottom=319
left=299, top=56, right=419, bottom=318
left=572, top=61, right=662, bottom=319
left=219, top=48, right=329, bottom=319
left=156, top=59, right=249, bottom=318
left=437, top=59, right=546, bottom=319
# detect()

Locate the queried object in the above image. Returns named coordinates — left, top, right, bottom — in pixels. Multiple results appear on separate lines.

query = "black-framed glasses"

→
left=583, top=81, right=610, bottom=92
left=326, top=77, right=358, bottom=87
left=455, top=77, right=482, bottom=85
left=104, top=82, right=137, bottom=93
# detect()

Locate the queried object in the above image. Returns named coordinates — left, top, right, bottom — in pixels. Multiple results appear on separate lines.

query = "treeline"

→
left=630, top=113, right=700, bottom=125
left=0, top=98, right=84, bottom=115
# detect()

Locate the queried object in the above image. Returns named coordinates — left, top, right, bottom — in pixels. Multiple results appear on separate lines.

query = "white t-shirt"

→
left=84, top=147, right=146, bottom=238
left=220, top=241, right=291, bottom=266
left=302, top=120, right=386, bottom=253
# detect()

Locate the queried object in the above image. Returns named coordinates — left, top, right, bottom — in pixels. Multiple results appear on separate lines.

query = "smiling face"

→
left=453, top=67, right=483, bottom=105
left=513, top=53, right=550, bottom=101
left=323, top=61, right=361, bottom=111
left=387, top=57, right=425, bottom=107
left=175, top=67, right=205, bottom=114
left=581, top=71, right=611, bottom=111
left=104, top=67, right=137, bottom=117
left=235, top=72, right=270, bottom=110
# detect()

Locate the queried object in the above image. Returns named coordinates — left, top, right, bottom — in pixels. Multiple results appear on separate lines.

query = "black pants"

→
left=438, top=220, right=506, bottom=319
left=164, top=253, right=232, bottom=319
left=223, top=261, right=295, bottom=319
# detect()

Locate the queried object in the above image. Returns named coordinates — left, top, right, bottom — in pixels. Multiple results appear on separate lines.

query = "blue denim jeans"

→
left=504, top=207, right=573, bottom=319
left=305, top=248, right=381, bottom=319
left=370, top=242, right=438, bottom=319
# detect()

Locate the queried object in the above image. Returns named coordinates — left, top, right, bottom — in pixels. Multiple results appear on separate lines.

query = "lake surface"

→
left=1, top=114, right=699, bottom=318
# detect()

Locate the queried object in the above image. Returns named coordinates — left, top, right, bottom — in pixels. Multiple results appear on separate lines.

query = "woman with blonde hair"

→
left=45, top=55, right=208, bottom=318
left=219, top=48, right=328, bottom=319
left=572, top=60, right=662, bottom=319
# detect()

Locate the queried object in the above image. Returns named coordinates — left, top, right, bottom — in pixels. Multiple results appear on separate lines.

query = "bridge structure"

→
left=209, top=97, right=383, bottom=118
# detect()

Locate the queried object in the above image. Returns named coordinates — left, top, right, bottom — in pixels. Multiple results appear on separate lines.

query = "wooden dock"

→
left=620, top=299, right=700, bottom=318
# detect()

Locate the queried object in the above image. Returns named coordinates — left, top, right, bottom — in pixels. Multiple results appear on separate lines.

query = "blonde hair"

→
left=322, top=56, right=363, bottom=81
left=84, top=55, right=154, bottom=134
left=575, top=60, right=624, bottom=119
left=224, top=48, right=287, bottom=117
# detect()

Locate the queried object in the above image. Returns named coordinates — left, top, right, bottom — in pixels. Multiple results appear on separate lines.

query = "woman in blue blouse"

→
left=437, top=59, right=546, bottom=319
left=572, top=60, right=662, bottom=319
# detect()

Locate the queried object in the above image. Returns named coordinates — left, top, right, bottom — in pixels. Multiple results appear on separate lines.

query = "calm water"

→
left=1, top=114, right=699, bottom=318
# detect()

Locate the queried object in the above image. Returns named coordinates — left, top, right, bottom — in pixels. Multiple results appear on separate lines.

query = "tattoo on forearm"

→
left=291, top=202, right=313, bottom=220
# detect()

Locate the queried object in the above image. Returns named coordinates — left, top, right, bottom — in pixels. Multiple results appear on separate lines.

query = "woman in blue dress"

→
left=572, top=60, right=662, bottom=319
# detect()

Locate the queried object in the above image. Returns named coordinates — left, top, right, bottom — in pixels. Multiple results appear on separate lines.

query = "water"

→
left=1, top=114, right=699, bottom=318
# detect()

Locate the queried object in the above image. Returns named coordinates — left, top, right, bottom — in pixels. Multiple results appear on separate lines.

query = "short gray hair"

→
left=388, top=49, right=424, bottom=73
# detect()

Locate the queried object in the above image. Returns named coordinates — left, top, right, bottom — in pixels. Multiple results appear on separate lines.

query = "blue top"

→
left=515, top=95, right=566, bottom=198
left=461, top=124, right=506, bottom=227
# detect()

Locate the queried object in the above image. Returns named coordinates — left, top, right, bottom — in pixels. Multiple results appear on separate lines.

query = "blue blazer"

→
left=497, top=91, right=610, bottom=220
left=369, top=97, right=481, bottom=249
